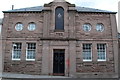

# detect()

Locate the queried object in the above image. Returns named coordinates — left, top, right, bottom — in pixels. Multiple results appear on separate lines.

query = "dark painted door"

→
left=53, top=49, right=65, bottom=76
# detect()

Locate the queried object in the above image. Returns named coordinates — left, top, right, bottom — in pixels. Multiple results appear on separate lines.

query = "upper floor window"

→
left=83, top=23, right=91, bottom=32
left=55, top=7, right=64, bottom=30
left=26, top=43, right=36, bottom=61
left=12, top=43, right=22, bottom=60
left=97, top=44, right=106, bottom=61
left=15, top=22, right=23, bottom=31
left=96, top=23, right=104, bottom=32
left=82, top=44, right=92, bottom=61
left=28, top=22, right=36, bottom=31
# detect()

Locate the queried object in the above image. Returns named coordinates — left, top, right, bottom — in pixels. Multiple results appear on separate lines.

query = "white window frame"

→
left=96, top=23, right=104, bottom=32
left=97, top=44, right=106, bottom=61
left=12, top=43, right=22, bottom=60
left=83, top=23, right=92, bottom=32
left=15, top=22, right=24, bottom=31
left=82, top=44, right=92, bottom=61
left=28, top=22, right=36, bottom=31
left=26, top=43, right=36, bottom=61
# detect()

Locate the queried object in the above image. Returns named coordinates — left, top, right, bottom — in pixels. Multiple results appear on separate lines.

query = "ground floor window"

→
left=82, top=44, right=92, bottom=61
left=11, top=42, right=107, bottom=62
left=97, top=44, right=106, bottom=61
left=12, top=43, right=22, bottom=60
left=26, top=43, right=36, bottom=61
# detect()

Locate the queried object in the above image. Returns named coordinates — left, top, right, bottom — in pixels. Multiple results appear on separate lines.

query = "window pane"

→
left=28, top=22, right=36, bottom=31
left=96, top=23, right=104, bottom=32
left=15, top=22, right=23, bottom=31
left=83, top=23, right=91, bottom=32
left=97, top=44, right=106, bottom=61
left=83, top=44, right=92, bottom=61
left=26, top=43, right=36, bottom=60
left=55, top=7, right=64, bottom=30
left=12, top=43, right=22, bottom=60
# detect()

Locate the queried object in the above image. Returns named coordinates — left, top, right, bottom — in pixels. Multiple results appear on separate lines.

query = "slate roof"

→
left=76, top=7, right=116, bottom=13
left=3, top=6, right=116, bottom=14
left=3, top=6, right=43, bottom=12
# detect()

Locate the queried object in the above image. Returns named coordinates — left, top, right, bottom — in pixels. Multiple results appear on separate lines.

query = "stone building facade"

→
left=1, top=0, right=119, bottom=79
left=0, top=19, right=3, bottom=80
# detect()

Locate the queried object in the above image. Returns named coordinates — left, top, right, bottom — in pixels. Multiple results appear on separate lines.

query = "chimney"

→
left=12, top=5, right=14, bottom=10
left=53, top=0, right=66, bottom=2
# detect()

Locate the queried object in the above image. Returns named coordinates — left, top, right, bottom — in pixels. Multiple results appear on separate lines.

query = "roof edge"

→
left=2, top=11, right=43, bottom=13
left=76, top=11, right=117, bottom=14
left=2, top=6, right=117, bottom=14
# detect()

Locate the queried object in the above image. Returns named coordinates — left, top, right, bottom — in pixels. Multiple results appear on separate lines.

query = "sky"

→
left=0, top=0, right=119, bottom=18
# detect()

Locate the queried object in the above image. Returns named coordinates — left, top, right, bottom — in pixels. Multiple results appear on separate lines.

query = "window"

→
left=97, top=44, right=106, bottom=61
left=82, top=44, right=92, bottom=61
left=96, top=23, right=104, bottom=32
left=83, top=23, right=91, bottom=32
left=12, top=43, right=22, bottom=60
left=26, top=43, right=36, bottom=61
left=28, top=22, right=36, bottom=31
left=15, top=22, right=23, bottom=31
left=55, top=7, right=64, bottom=30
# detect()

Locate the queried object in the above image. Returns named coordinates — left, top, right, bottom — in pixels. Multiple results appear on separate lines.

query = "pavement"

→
left=0, top=73, right=119, bottom=80
left=2, top=72, right=70, bottom=79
